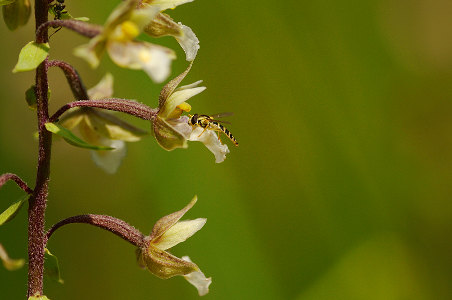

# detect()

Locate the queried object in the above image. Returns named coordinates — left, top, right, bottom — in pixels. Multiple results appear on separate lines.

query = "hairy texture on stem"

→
left=0, top=173, right=33, bottom=194
left=47, top=60, right=89, bottom=100
left=51, top=99, right=158, bottom=122
left=46, top=215, right=146, bottom=248
left=28, top=0, right=52, bottom=297
left=36, top=20, right=102, bottom=42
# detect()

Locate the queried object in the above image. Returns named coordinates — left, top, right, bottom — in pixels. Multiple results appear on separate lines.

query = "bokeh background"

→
left=1, top=0, right=452, bottom=299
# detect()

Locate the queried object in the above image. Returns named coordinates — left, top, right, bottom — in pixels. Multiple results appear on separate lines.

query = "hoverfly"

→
left=188, top=113, right=239, bottom=146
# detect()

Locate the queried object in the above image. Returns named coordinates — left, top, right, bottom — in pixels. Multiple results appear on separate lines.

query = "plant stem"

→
left=45, top=215, right=147, bottom=248
left=47, top=60, right=89, bottom=100
left=28, top=0, right=51, bottom=297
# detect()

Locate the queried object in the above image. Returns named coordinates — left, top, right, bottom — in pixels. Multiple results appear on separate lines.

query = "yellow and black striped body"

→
left=189, top=114, right=239, bottom=146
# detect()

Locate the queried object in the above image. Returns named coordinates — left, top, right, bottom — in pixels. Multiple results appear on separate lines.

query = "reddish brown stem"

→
left=50, top=99, right=158, bottom=122
left=36, top=19, right=102, bottom=41
left=0, top=173, right=33, bottom=194
left=28, top=0, right=51, bottom=297
left=46, top=215, right=146, bottom=248
left=47, top=60, right=89, bottom=100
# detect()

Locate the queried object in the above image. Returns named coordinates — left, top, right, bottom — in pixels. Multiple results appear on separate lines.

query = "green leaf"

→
left=25, top=85, right=37, bottom=109
left=25, top=85, right=51, bottom=110
left=0, top=243, right=25, bottom=271
left=74, top=17, right=89, bottom=22
left=45, top=122, right=114, bottom=150
left=0, top=196, right=27, bottom=226
left=44, top=248, right=64, bottom=284
left=12, top=41, right=50, bottom=73
left=0, top=0, right=16, bottom=5
left=29, top=295, right=51, bottom=300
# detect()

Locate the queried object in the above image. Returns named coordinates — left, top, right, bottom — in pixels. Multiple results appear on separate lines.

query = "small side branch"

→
left=50, top=99, right=158, bottom=122
left=46, top=215, right=146, bottom=248
left=36, top=20, right=102, bottom=42
left=47, top=60, right=89, bottom=100
left=0, top=173, right=33, bottom=194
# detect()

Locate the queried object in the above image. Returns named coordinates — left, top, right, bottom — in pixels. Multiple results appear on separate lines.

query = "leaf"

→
left=0, top=243, right=25, bottom=271
left=25, top=85, right=37, bottom=109
left=45, top=123, right=113, bottom=150
left=12, top=41, right=50, bottom=73
left=74, top=17, right=89, bottom=22
left=44, top=248, right=64, bottom=284
left=0, top=0, right=16, bottom=5
left=0, top=196, right=27, bottom=225
left=29, top=295, right=51, bottom=300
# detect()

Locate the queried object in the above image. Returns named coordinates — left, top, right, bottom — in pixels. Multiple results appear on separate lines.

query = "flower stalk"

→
left=27, top=0, right=51, bottom=296
left=46, top=215, right=146, bottom=248
left=50, top=99, right=158, bottom=122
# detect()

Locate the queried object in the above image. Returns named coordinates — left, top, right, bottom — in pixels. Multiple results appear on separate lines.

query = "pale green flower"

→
left=74, top=0, right=175, bottom=83
left=141, top=0, right=200, bottom=61
left=137, top=196, right=211, bottom=296
left=60, top=74, right=147, bottom=173
left=152, top=64, right=230, bottom=163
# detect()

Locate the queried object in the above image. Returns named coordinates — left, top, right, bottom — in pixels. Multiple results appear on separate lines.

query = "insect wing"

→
left=209, top=112, right=234, bottom=119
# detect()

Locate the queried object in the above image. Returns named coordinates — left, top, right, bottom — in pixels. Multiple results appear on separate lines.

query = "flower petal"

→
left=189, top=127, right=230, bottom=163
left=59, top=109, right=84, bottom=130
left=175, top=22, right=199, bottom=61
left=153, top=218, right=206, bottom=250
left=182, top=256, right=211, bottom=296
left=177, top=80, right=203, bottom=91
left=90, top=139, right=127, bottom=174
left=158, top=62, right=192, bottom=110
left=73, top=36, right=107, bottom=68
left=142, top=0, right=194, bottom=11
left=159, top=86, right=206, bottom=119
left=87, top=109, right=148, bottom=142
left=143, top=13, right=199, bottom=61
left=108, top=41, right=175, bottom=83
left=141, top=245, right=198, bottom=279
left=0, top=243, right=25, bottom=271
left=152, top=116, right=188, bottom=150
left=149, top=196, right=197, bottom=240
left=103, top=0, right=139, bottom=34
left=87, top=73, right=114, bottom=100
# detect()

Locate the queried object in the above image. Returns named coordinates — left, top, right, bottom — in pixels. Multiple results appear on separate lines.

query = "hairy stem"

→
left=36, top=20, right=102, bottom=41
left=47, top=60, right=89, bottom=100
left=28, top=0, right=51, bottom=297
left=46, top=215, right=146, bottom=248
left=0, top=173, right=33, bottom=194
left=50, top=99, right=158, bottom=122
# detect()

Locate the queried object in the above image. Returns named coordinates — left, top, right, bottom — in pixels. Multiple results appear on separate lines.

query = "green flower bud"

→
left=2, top=0, right=31, bottom=31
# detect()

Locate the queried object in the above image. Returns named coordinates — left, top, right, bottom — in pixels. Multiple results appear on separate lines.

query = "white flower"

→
left=141, top=1, right=199, bottom=61
left=74, top=0, right=176, bottom=83
left=152, top=64, right=230, bottom=162
left=60, top=74, right=147, bottom=173
left=137, top=196, right=211, bottom=295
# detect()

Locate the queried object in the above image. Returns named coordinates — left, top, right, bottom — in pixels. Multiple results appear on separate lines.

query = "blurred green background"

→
left=1, top=0, right=452, bottom=299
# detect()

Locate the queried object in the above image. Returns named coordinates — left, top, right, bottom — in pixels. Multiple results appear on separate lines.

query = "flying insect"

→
left=188, top=113, right=239, bottom=146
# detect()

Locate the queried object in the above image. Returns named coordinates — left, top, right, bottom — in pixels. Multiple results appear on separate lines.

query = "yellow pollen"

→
left=119, top=21, right=139, bottom=40
left=177, top=102, right=191, bottom=112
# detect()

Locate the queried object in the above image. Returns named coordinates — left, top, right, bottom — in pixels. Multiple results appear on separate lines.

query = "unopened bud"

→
left=2, top=0, right=31, bottom=31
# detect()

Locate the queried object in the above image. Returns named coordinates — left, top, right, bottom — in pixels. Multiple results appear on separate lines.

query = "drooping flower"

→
left=74, top=0, right=175, bottom=83
left=136, top=196, right=211, bottom=296
left=60, top=74, right=148, bottom=173
left=140, top=0, right=200, bottom=61
left=151, top=63, right=230, bottom=163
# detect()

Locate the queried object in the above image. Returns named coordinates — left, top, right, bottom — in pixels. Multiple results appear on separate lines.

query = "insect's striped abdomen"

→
left=212, top=122, right=239, bottom=146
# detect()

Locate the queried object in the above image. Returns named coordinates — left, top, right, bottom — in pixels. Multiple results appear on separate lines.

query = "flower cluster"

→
left=75, top=0, right=199, bottom=83
left=60, top=74, right=147, bottom=173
